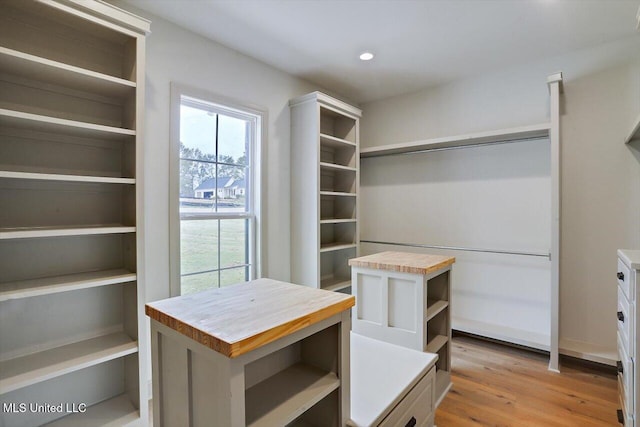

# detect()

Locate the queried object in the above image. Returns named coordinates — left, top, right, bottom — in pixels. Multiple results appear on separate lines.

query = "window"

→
left=170, top=87, right=262, bottom=296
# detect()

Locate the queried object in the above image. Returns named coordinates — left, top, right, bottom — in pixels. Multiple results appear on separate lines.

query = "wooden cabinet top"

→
left=145, top=279, right=355, bottom=358
left=349, top=251, right=455, bottom=275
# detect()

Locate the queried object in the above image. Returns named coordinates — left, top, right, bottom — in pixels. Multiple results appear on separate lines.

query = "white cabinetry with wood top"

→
left=146, top=279, right=355, bottom=427
left=617, top=250, right=640, bottom=426
left=0, top=1, right=149, bottom=425
left=349, top=251, right=455, bottom=407
left=290, top=92, right=362, bottom=293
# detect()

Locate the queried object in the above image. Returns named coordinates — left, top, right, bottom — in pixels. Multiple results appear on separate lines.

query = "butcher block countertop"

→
left=349, top=251, right=455, bottom=275
left=145, top=278, right=355, bottom=358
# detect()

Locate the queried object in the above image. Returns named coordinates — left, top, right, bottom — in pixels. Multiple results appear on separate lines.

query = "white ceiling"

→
left=124, top=0, right=640, bottom=103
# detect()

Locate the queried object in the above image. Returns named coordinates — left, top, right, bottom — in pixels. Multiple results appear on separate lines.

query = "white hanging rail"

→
left=360, top=123, right=551, bottom=158
left=359, top=73, right=564, bottom=373
left=360, top=239, right=550, bottom=258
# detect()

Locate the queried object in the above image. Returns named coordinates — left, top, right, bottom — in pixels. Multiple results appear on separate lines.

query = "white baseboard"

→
left=559, top=338, right=616, bottom=366
left=453, top=317, right=616, bottom=367
left=453, top=317, right=550, bottom=351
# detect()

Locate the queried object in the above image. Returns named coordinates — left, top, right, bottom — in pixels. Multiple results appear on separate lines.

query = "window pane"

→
left=219, top=219, right=248, bottom=269
left=218, top=114, right=248, bottom=165
left=180, top=219, right=219, bottom=275
left=216, top=166, right=247, bottom=213
left=180, top=159, right=216, bottom=198
left=180, top=104, right=216, bottom=160
left=220, top=267, right=246, bottom=287
left=181, top=272, right=219, bottom=295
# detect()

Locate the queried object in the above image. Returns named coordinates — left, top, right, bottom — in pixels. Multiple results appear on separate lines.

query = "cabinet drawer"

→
left=618, top=258, right=632, bottom=301
left=618, top=287, right=632, bottom=355
left=619, top=380, right=634, bottom=426
left=380, top=367, right=435, bottom=427
left=618, top=332, right=633, bottom=414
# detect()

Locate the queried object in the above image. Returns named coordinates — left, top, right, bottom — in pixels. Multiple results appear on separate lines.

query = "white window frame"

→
left=169, top=83, right=265, bottom=296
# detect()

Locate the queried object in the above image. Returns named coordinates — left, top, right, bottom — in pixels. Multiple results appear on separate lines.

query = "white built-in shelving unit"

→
left=290, top=92, right=362, bottom=293
left=0, top=1, right=149, bottom=425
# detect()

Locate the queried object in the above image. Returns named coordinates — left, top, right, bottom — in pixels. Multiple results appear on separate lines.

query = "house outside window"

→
left=170, top=86, right=263, bottom=296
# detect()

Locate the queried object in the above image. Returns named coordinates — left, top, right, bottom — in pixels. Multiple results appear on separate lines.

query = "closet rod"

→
left=360, top=239, right=550, bottom=259
left=361, top=136, right=548, bottom=158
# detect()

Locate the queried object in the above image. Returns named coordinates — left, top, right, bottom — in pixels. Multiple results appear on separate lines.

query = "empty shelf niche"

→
left=320, top=106, right=357, bottom=143
left=320, top=247, right=355, bottom=292
left=320, top=140, right=356, bottom=169
left=320, top=222, right=356, bottom=252
left=426, top=310, right=448, bottom=354
left=320, top=193, right=356, bottom=221
left=0, top=71, right=136, bottom=132
left=426, top=271, right=450, bottom=321
left=1, top=0, right=138, bottom=82
left=0, top=124, right=135, bottom=180
left=0, top=356, right=140, bottom=427
left=320, top=166, right=356, bottom=195
left=245, top=324, right=341, bottom=427
left=0, top=282, right=139, bottom=392
left=0, top=179, right=136, bottom=233
left=0, top=233, right=137, bottom=295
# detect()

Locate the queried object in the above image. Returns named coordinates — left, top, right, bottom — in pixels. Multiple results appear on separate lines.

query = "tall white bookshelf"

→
left=290, top=92, right=362, bottom=293
left=0, top=1, right=149, bottom=426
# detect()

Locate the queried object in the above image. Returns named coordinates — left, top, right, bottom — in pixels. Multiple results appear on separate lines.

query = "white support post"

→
left=547, top=72, right=563, bottom=372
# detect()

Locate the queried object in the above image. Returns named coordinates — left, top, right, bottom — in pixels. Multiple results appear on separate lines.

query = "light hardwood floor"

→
left=435, top=334, right=619, bottom=426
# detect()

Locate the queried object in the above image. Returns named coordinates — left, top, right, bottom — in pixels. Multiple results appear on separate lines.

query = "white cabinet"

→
left=290, top=92, right=362, bottom=292
left=0, top=1, right=149, bottom=425
left=146, top=279, right=354, bottom=427
left=618, top=250, right=640, bottom=426
left=350, top=333, right=437, bottom=427
left=350, top=251, right=455, bottom=407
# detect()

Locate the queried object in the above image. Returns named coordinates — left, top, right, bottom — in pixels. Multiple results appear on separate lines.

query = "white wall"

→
left=360, top=37, right=640, bottom=360
left=109, top=3, right=318, bottom=304
left=103, top=2, right=329, bottom=394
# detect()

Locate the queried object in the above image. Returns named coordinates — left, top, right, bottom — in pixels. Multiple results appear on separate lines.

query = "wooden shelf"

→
left=0, top=269, right=136, bottom=302
left=360, top=123, right=551, bottom=157
left=426, top=300, right=449, bottom=322
left=0, top=332, right=138, bottom=394
left=320, top=133, right=356, bottom=148
left=245, top=363, right=339, bottom=427
left=320, top=219, right=357, bottom=224
left=625, top=113, right=640, bottom=144
left=320, top=191, right=357, bottom=197
left=44, top=394, right=139, bottom=427
left=0, top=109, right=135, bottom=140
left=319, top=242, right=358, bottom=253
left=0, top=47, right=136, bottom=99
left=426, top=335, right=448, bottom=353
left=0, top=225, right=136, bottom=240
left=320, top=162, right=357, bottom=172
left=0, top=170, right=135, bottom=185
left=321, top=277, right=351, bottom=292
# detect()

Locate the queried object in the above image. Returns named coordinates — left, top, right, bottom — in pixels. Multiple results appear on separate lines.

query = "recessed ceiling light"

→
left=359, top=52, right=374, bottom=61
